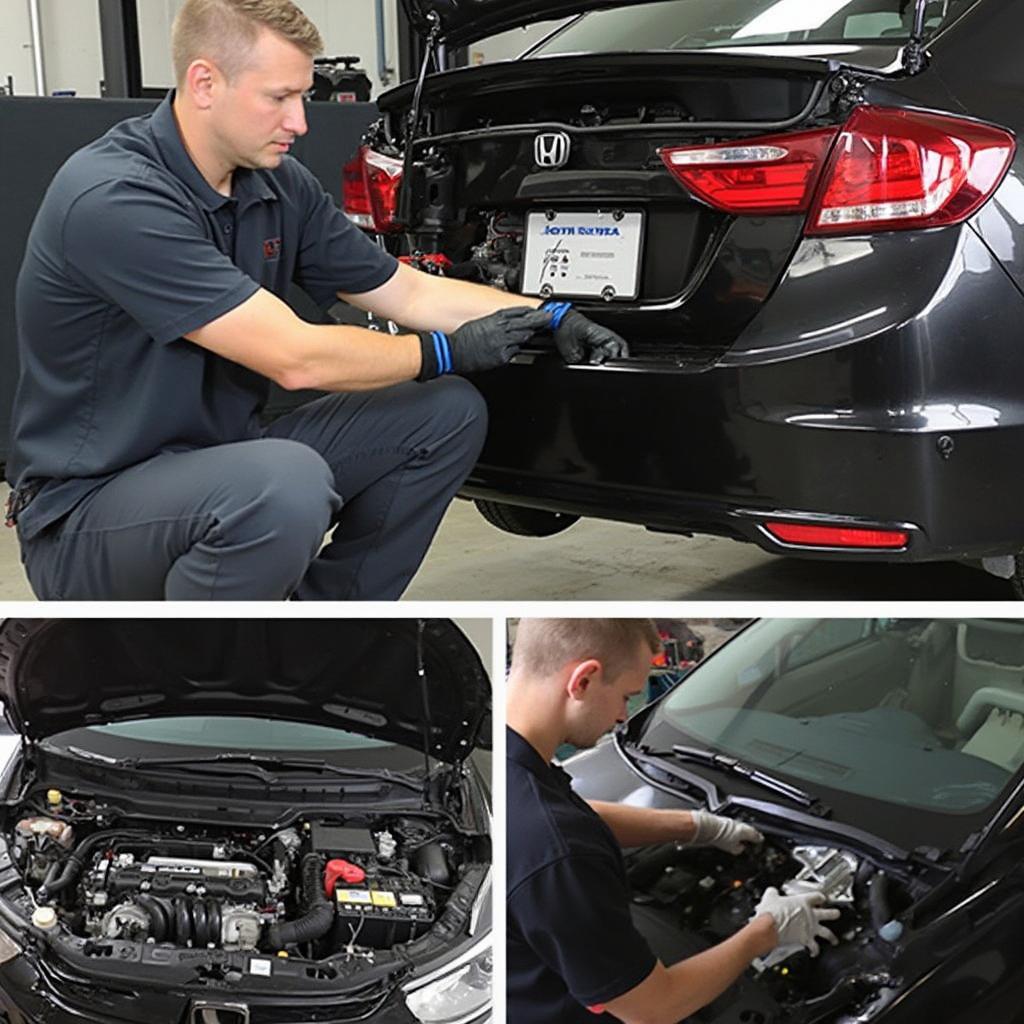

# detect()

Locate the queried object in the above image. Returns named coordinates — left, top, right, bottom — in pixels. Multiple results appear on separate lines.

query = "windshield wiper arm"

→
left=115, top=753, right=425, bottom=791
left=670, top=745, right=827, bottom=813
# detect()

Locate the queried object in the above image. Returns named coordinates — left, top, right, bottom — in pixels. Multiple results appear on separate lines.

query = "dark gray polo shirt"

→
left=8, top=91, right=398, bottom=540
left=507, top=727, right=658, bottom=1023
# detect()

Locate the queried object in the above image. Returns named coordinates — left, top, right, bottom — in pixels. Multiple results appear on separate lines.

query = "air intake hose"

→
left=266, top=854, right=334, bottom=950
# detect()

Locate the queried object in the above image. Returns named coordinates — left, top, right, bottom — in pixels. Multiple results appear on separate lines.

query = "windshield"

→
left=649, top=619, right=1024, bottom=815
left=48, top=716, right=429, bottom=773
left=529, top=0, right=979, bottom=56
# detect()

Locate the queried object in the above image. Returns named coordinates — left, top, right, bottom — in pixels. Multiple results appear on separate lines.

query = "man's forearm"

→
left=588, top=801, right=697, bottom=848
left=603, top=917, right=777, bottom=1024
left=280, top=323, right=422, bottom=392
left=382, top=272, right=543, bottom=333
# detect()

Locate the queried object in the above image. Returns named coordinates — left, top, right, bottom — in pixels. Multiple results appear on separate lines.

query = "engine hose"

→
left=173, top=896, right=192, bottom=945
left=38, top=830, right=153, bottom=899
left=206, top=899, right=222, bottom=947
left=193, top=898, right=209, bottom=946
left=868, top=871, right=891, bottom=931
left=266, top=854, right=334, bottom=950
left=135, top=895, right=169, bottom=943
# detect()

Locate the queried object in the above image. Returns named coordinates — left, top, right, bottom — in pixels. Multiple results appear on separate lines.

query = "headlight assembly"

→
left=404, top=937, right=492, bottom=1024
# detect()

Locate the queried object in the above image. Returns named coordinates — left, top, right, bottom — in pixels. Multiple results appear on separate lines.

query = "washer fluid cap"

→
left=32, top=907, right=57, bottom=929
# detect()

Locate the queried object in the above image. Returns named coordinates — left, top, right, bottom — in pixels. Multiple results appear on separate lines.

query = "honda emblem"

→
left=534, top=132, right=571, bottom=170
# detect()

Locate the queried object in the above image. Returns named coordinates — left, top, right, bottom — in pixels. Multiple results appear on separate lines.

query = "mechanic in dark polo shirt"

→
left=507, top=619, right=841, bottom=1024
left=5, top=0, right=626, bottom=600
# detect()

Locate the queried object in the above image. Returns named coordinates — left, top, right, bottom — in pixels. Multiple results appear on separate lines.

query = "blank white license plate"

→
left=521, top=210, right=644, bottom=301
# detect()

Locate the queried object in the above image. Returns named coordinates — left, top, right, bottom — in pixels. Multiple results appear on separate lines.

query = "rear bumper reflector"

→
left=764, top=522, right=909, bottom=549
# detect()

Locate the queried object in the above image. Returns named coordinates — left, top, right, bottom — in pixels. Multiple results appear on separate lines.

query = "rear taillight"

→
left=660, top=106, right=1015, bottom=234
left=342, top=145, right=404, bottom=233
left=807, top=106, right=1015, bottom=234
left=659, top=128, right=839, bottom=215
left=764, top=522, right=909, bottom=550
left=342, top=154, right=374, bottom=229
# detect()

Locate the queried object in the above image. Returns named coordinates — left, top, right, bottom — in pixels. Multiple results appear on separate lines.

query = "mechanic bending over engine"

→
left=5, top=0, right=627, bottom=601
left=507, top=619, right=840, bottom=1024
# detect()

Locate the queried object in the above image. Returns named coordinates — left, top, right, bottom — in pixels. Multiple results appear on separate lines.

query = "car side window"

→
left=784, top=619, right=873, bottom=672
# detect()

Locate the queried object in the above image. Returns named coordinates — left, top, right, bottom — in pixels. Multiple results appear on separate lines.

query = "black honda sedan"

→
left=345, top=0, right=1024, bottom=592
left=563, top=617, right=1024, bottom=1023
left=0, top=619, right=492, bottom=1024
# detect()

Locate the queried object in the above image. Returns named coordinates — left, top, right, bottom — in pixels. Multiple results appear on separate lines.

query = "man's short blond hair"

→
left=172, top=0, right=324, bottom=84
left=512, top=619, right=661, bottom=681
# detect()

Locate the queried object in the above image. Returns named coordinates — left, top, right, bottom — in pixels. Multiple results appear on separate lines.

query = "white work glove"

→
left=688, top=810, right=764, bottom=854
left=753, top=887, right=841, bottom=957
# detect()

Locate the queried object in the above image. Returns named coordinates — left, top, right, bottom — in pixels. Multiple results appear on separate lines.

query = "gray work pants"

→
left=20, top=377, right=487, bottom=600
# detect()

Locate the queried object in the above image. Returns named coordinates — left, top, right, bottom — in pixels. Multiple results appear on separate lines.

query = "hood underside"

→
left=0, top=619, right=489, bottom=763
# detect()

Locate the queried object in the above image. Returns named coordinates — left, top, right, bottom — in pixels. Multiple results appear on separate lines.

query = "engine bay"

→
left=9, top=791, right=484, bottom=963
left=627, top=833, right=913, bottom=1022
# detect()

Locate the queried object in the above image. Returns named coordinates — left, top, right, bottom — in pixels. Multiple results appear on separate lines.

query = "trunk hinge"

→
left=902, top=0, right=930, bottom=74
left=396, top=9, right=442, bottom=228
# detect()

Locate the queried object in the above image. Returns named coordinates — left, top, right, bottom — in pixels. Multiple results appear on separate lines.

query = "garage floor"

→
left=0, top=483, right=1010, bottom=600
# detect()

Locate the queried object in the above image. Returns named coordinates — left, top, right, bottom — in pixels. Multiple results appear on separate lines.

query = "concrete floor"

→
left=0, top=483, right=1012, bottom=600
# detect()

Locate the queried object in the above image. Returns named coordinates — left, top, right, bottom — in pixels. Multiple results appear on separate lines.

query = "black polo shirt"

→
left=8, top=91, right=398, bottom=540
left=507, top=726, right=658, bottom=1024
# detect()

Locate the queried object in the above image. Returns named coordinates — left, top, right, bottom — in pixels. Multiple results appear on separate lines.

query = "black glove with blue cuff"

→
left=542, top=301, right=630, bottom=365
left=417, top=307, right=553, bottom=381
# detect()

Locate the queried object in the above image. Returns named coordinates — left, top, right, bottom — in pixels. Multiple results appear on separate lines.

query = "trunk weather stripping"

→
left=407, top=77, right=830, bottom=150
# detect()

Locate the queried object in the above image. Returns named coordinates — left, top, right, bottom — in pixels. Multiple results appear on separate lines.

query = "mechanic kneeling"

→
left=4, top=0, right=627, bottom=601
left=507, top=619, right=839, bottom=1024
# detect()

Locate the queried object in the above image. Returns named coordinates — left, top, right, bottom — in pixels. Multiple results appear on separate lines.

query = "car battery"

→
left=333, top=876, right=434, bottom=948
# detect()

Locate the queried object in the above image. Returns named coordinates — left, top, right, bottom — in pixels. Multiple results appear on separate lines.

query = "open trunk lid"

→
left=373, top=51, right=842, bottom=362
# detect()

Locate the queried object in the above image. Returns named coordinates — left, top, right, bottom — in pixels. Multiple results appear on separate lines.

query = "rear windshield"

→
left=529, top=0, right=980, bottom=56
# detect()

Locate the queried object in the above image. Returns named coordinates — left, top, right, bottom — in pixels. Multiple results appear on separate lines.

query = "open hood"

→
left=0, top=619, right=489, bottom=764
left=399, top=0, right=654, bottom=45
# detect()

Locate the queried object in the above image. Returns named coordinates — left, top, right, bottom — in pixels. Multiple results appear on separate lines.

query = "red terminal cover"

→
left=324, top=858, right=366, bottom=898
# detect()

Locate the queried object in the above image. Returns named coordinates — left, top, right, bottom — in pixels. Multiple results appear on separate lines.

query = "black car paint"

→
left=565, top=730, right=1024, bottom=1023
left=382, top=0, right=1024, bottom=568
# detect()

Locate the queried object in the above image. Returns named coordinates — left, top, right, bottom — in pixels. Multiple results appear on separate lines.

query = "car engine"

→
left=11, top=807, right=473, bottom=959
left=627, top=834, right=909, bottom=1021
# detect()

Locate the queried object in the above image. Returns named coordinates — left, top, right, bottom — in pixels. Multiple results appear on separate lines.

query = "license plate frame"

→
left=520, top=209, right=644, bottom=301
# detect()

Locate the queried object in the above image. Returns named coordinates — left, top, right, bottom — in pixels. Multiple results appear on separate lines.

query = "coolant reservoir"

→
left=16, top=818, right=73, bottom=848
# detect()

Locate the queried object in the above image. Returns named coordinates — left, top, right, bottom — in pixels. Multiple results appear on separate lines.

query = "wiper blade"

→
left=670, top=745, right=829, bottom=814
left=116, top=753, right=425, bottom=791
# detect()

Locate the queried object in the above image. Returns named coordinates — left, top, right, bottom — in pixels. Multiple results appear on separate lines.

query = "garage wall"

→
left=39, top=1, right=104, bottom=96
left=137, top=0, right=400, bottom=97
left=0, top=1, right=37, bottom=95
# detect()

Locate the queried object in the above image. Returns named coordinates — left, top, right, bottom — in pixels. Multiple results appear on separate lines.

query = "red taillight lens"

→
left=765, top=522, right=909, bottom=550
left=659, top=128, right=839, bottom=215
left=660, top=106, right=1015, bottom=233
left=342, top=153, right=374, bottom=229
left=341, top=145, right=404, bottom=233
left=808, top=106, right=1015, bottom=234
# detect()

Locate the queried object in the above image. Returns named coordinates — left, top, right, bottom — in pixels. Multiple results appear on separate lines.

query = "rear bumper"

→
left=464, top=227, right=1024, bottom=563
